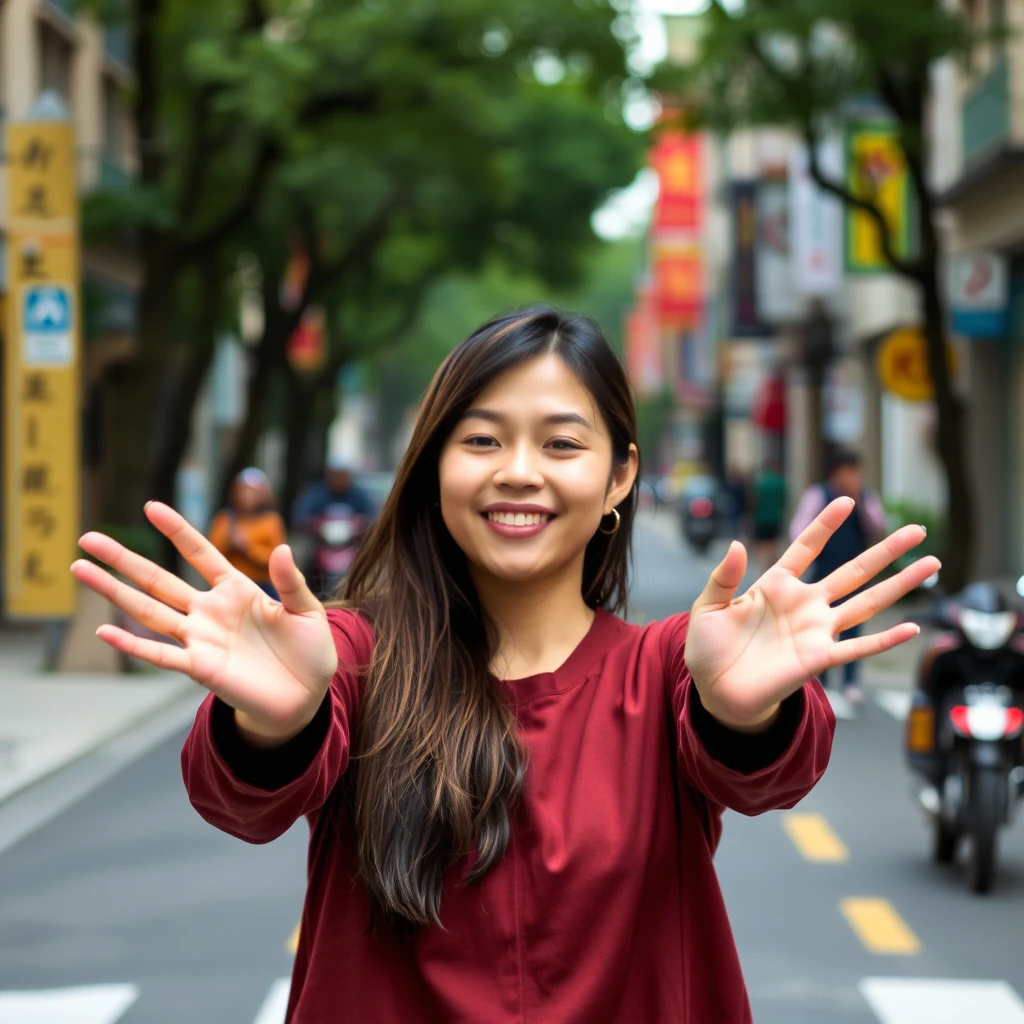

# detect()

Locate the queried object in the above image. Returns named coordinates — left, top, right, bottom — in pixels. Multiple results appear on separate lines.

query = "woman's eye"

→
left=465, top=436, right=499, bottom=448
left=548, top=439, right=582, bottom=452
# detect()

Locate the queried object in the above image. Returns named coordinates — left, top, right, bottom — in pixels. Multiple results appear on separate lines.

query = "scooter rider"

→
left=291, top=455, right=378, bottom=531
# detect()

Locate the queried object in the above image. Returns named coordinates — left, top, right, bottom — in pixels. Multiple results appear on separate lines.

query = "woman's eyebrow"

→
left=463, top=408, right=594, bottom=430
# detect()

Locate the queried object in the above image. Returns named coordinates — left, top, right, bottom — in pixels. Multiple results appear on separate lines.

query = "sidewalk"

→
left=0, top=623, right=198, bottom=806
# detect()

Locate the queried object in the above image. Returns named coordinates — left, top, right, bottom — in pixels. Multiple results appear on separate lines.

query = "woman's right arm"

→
left=181, top=610, right=373, bottom=844
left=70, top=502, right=352, bottom=843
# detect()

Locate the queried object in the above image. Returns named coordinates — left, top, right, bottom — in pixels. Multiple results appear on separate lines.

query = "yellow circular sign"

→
left=876, top=327, right=957, bottom=402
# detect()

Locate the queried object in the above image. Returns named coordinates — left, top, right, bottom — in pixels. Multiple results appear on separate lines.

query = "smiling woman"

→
left=70, top=305, right=938, bottom=1023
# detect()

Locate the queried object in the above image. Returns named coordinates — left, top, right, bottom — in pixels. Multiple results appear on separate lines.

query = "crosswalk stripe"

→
left=252, top=979, right=291, bottom=1024
left=840, top=898, right=921, bottom=955
left=875, top=690, right=913, bottom=722
left=861, top=977, right=1024, bottom=1024
left=782, top=813, right=849, bottom=862
left=0, top=983, right=139, bottom=1023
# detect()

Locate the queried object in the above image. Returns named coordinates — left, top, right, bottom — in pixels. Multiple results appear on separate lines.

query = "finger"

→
left=270, top=545, right=323, bottom=615
left=77, top=530, right=195, bottom=613
left=95, top=624, right=192, bottom=675
left=144, top=502, right=234, bottom=587
left=834, top=555, right=942, bottom=632
left=829, top=621, right=921, bottom=666
left=692, top=540, right=747, bottom=611
left=72, top=558, right=188, bottom=642
left=776, top=497, right=855, bottom=577
left=820, top=524, right=927, bottom=603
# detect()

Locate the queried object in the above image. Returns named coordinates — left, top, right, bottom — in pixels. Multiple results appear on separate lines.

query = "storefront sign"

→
left=789, top=141, right=843, bottom=296
left=755, top=178, right=800, bottom=324
left=877, top=327, right=957, bottom=402
left=4, top=111, right=80, bottom=617
left=948, top=252, right=1008, bottom=338
left=731, top=181, right=762, bottom=336
left=653, top=240, right=702, bottom=327
left=845, top=123, right=912, bottom=274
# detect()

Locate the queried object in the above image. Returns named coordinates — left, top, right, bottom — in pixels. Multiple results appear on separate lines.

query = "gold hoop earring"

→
left=599, top=507, right=621, bottom=535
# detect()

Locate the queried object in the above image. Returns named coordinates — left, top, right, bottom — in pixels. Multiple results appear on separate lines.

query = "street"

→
left=2, top=514, right=1024, bottom=1023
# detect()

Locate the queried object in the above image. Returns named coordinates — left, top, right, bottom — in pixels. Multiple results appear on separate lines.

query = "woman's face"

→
left=438, top=354, right=637, bottom=587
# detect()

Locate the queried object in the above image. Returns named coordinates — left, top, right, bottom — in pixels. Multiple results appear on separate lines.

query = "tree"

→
left=84, top=0, right=645, bottom=535
left=675, top=1, right=984, bottom=590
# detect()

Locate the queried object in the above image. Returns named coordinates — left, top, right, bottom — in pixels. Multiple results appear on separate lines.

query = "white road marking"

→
left=825, top=690, right=857, bottom=720
left=861, top=977, right=1024, bottom=1024
left=0, top=983, right=139, bottom=1023
left=252, top=979, right=291, bottom=1024
left=875, top=690, right=913, bottom=722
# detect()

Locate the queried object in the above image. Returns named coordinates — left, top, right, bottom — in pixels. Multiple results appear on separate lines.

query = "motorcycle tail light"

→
left=949, top=705, right=972, bottom=735
left=688, top=497, right=714, bottom=518
left=1007, top=708, right=1024, bottom=736
left=907, top=706, right=934, bottom=752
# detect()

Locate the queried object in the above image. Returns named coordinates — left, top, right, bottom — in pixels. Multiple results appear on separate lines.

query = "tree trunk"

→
left=920, top=265, right=972, bottom=591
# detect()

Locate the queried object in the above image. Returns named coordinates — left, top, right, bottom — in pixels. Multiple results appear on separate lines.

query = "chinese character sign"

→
left=845, top=123, right=912, bottom=274
left=651, top=132, right=702, bottom=232
left=4, top=117, right=80, bottom=617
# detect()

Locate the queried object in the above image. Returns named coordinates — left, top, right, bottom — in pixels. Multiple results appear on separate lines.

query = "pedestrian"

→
left=71, top=307, right=935, bottom=1024
left=723, top=464, right=749, bottom=540
left=752, top=459, right=788, bottom=566
left=207, top=467, right=287, bottom=600
left=789, top=449, right=890, bottom=705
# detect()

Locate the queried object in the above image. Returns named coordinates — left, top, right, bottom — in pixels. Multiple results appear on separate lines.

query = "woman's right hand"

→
left=71, top=502, right=338, bottom=748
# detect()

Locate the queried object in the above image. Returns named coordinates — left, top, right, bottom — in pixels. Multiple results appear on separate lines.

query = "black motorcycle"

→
left=904, top=576, right=1024, bottom=893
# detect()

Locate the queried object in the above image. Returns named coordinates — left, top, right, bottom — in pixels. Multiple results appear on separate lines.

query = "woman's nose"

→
left=494, top=442, right=544, bottom=489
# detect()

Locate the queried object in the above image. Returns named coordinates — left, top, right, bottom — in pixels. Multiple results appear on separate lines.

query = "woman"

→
left=207, top=467, right=287, bottom=599
left=71, top=308, right=935, bottom=1023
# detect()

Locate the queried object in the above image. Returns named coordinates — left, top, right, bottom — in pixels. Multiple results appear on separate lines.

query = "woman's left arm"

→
left=670, top=497, right=939, bottom=814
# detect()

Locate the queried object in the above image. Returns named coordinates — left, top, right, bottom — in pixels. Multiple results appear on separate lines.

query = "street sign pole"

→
left=3, top=92, right=81, bottom=619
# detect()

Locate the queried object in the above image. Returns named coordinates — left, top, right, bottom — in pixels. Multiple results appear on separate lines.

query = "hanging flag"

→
left=625, top=284, right=663, bottom=397
left=650, top=131, right=702, bottom=232
left=653, top=240, right=702, bottom=327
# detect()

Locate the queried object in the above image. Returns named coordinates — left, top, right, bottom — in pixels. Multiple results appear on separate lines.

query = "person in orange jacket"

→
left=207, top=468, right=287, bottom=599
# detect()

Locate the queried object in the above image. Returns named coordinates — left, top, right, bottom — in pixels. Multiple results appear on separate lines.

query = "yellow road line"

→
left=839, top=898, right=921, bottom=955
left=286, top=923, right=300, bottom=954
left=782, top=813, right=849, bottom=862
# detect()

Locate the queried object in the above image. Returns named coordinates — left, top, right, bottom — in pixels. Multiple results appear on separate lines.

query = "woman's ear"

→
left=605, top=443, right=639, bottom=514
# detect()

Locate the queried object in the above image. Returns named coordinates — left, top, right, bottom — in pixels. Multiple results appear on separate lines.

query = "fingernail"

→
left=919, top=524, right=927, bottom=535
left=846, top=497, right=856, bottom=507
left=144, top=500, right=154, bottom=510
left=914, top=625, right=921, bottom=636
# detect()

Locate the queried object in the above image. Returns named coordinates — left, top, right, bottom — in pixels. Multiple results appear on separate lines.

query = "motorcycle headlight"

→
left=959, top=608, right=1017, bottom=650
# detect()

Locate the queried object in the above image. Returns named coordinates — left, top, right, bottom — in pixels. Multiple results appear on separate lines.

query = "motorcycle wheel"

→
left=931, top=816, right=958, bottom=865
left=966, top=768, right=1002, bottom=894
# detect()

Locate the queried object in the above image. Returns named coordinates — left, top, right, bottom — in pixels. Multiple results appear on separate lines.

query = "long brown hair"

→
left=338, top=306, right=639, bottom=930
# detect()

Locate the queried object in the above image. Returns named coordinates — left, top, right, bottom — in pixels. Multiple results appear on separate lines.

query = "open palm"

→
left=684, top=497, right=939, bottom=730
left=71, top=502, right=338, bottom=744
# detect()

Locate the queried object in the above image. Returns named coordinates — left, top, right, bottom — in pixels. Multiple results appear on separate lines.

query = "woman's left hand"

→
left=684, top=497, right=939, bottom=731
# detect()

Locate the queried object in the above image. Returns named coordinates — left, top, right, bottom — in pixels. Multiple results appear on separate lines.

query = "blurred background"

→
left=2, top=1, right=1024, bottom=1022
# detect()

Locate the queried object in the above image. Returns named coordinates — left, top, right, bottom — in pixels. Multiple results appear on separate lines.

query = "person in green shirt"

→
left=752, top=461, right=787, bottom=564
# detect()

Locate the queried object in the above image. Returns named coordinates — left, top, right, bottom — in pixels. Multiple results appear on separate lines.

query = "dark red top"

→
left=182, top=608, right=835, bottom=1023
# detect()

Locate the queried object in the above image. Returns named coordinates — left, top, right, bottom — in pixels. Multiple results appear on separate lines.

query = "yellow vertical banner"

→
left=4, top=113, right=80, bottom=618
left=844, top=122, right=911, bottom=273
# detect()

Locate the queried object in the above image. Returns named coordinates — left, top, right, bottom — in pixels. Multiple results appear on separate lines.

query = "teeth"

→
left=487, top=511, right=552, bottom=526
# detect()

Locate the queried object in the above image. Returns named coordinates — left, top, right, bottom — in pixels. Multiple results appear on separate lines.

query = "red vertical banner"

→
left=653, top=241, right=703, bottom=326
left=651, top=132, right=702, bottom=232
left=625, top=284, right=662, bottom=397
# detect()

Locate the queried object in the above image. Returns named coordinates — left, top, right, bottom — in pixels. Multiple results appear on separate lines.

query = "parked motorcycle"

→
left=904, top=575, right=1024, bottom=893
left=678, top=476, right=719, bottom=555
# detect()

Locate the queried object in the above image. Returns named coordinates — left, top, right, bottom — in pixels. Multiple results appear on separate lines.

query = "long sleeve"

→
left=662, top=613, right=835, bottom=819
left=788, top=484, right=825, bottom=541
left=180, top=608, right=374, bottom=844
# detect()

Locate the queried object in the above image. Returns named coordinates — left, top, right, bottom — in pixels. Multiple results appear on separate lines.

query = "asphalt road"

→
left=2, top=511, right=1024, bottom=1023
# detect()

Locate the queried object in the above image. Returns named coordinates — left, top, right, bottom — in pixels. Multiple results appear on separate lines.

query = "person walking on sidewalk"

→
left=207, top=468, right=287, bottom=600
left=789, top=449, right=889, bottom=705
left=71, top=308, right=935, bottom=1024
left=752, top=459, right=787, bottom=566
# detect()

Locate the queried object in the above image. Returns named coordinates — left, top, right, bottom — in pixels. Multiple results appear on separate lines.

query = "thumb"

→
left=692, top=540, right=747, bottom=612
left=269, top=545, right=322, bottom=615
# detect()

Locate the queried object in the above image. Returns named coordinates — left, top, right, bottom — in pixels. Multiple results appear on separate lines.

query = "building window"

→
left=38, top=21, right=73, bottom=103
left=102, top=76, right=124, bottom=160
